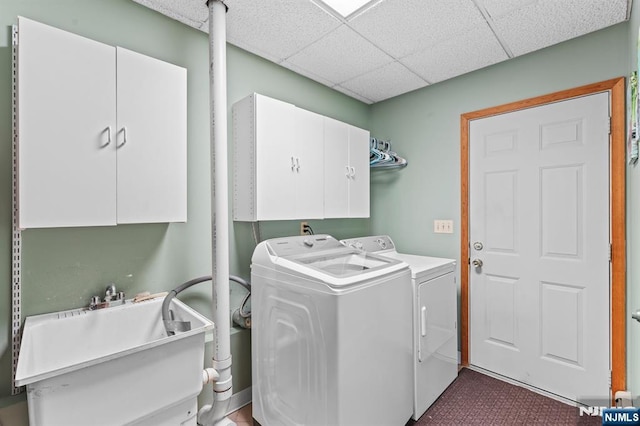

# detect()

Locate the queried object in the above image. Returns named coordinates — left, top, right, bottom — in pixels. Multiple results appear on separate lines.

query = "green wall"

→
left=0, top=0, right=370, bottom=407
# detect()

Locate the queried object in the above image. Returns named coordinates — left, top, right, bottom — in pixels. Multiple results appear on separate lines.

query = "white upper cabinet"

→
left=233, top=94, right=324, bottom=221
left=116, top=47, right=187, bottom=224
left=17, top=17, right=187, bottom=228
left=293, top=108, right=325, bottom=219
left=323, top=117, right=370, bottom=219
left=18, top=17, right=117, bottom=228
left=233, top=93, right=369, bottom=221
left=346, top=125, right=370, bottom=218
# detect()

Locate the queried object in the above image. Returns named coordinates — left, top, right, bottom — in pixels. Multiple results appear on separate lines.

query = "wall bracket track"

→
left=11, top=23, right=24, bottom=396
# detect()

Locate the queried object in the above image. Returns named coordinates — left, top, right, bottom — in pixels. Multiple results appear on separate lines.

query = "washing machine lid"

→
left=261, top=235, right=408, bottom=287
left=340, top=235, right=455, bottom=279
left=381, top=252, right=455, bottom=280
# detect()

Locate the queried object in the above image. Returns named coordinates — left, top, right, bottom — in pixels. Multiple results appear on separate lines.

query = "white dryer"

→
left=341, top=235, right=458, bottom=421
left=251, top=235, right=413, bottom=426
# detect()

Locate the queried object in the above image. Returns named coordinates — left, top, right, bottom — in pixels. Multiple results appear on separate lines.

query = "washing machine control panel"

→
left=340, top=235, right=396, bottom=253
left=265, top=235, right=343, bottom=256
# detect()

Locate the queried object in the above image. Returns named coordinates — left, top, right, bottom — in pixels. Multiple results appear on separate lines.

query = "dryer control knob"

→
left=303, top=239, right=314, bottom=247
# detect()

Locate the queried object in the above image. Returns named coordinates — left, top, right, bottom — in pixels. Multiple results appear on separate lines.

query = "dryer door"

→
left=415, top=272, right=458, bottom=418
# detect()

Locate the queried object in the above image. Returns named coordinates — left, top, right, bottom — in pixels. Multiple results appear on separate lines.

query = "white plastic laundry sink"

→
left=15, top=297, right=213, bottom=426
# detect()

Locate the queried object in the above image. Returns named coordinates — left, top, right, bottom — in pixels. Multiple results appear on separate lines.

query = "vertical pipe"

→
left=198, top=1, right=234, bottom=425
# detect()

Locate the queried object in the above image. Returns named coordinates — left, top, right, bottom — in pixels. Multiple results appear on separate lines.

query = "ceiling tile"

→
left=489, top=0, right=630, bottom=56
left=476, top=0, right=539, bottom=19
left=134, top=0, right=631, bottom=104
left=331, top=85, right=375, bottom=104
left=280, top=60, right=337, bottom=88
left=223, top=0, right=341, bottom=60
left=287, top=25, right=394, bottom=84
left=132, top=0, right=205, bottom=29
left=348, top=0, right=488, bottom=59
left=339, top=61, right=427, bottom=102
left=401, top=24, right=509, bottom=84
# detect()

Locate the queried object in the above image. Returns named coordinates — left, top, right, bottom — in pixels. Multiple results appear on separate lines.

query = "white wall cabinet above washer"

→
left=17, top=17, right=187, bottom=229
left=233, top=93, right=324, bottom=221
left=233, top=93, right=369, bottom=221
left=323, top=117, right=370, bottom=218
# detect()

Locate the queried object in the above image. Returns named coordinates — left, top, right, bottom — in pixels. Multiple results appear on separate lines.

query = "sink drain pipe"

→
left=198, top=0, right=234, bottom=425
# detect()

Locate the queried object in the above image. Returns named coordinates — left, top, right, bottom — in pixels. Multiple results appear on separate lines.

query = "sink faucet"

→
left=89, top=284, right=125, bottom=310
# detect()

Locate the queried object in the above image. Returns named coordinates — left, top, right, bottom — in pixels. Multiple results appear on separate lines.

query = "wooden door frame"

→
left=460, top=77, right=626, bottom=395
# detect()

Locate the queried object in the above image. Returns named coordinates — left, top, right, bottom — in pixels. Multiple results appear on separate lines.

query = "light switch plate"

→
left=434, top=219, right=453, bottom=234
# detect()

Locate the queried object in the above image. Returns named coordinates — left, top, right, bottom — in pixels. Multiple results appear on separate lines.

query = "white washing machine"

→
left=341, top=235, right=458, bottom=421
left=251, top=235, right=413, bottom=426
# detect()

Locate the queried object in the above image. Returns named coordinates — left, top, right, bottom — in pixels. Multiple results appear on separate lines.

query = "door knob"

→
left=473, top=241, right=483, bottom=251
left=472, top=259, right=483, bottom=268
left=633, top=310, right=640, bottom=323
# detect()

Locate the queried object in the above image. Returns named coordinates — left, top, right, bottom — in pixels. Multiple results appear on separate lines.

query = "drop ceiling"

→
left=132, top=0, right=632, bottom=104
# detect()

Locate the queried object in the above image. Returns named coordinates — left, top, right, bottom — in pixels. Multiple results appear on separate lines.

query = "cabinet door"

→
left=255, top=95, right=297, bottom=220
left=294, top=109, right=324, bottom=219
left=18, top=17, right=117, bottom=228
left=347, top=125, right=370, bottom=218
left=323, top=117, right=349, bottom=218
left=116, top=47, right=187, bottom=224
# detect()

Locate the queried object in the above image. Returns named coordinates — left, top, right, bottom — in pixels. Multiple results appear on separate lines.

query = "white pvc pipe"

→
left=202, top=368, right=220, bottom=386
left=198, top=1, right=234, bottom=425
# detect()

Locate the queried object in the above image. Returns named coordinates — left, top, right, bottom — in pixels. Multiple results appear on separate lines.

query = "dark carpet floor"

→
left=408, top=368, right=601, bottom=425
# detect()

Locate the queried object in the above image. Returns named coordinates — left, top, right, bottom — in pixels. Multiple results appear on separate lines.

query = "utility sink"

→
left=15, top=297, right=213, bottom=426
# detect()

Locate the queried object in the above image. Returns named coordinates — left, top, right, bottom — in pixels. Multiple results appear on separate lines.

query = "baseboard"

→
left=467, top=365, right=581, bottom=407
left=226, top=386, right=252, bottom=415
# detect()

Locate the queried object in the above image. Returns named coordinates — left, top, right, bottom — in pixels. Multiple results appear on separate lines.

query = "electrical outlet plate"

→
left=434, top=219, right=454, bottom=234
left=300, top=221, right=308, bottom=236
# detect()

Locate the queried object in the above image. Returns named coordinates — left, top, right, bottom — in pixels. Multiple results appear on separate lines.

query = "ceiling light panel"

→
left=223, top=0, right=341, bottom=61
left=286, top=25, right=394, bottom=84
left=317, top=0, right=378, bottom=17
left=488, top=0, right=629, bottom=56
left=402, top=24, right=508, bottom=84
left=339, top=61, right=427, bottom=102
left=349, top=0, right=488, bottom=59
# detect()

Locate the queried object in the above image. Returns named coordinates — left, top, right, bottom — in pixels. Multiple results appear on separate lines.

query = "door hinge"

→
left=608, top=116, right=612, bottom=135
left=609, top=243, right=612, bottom=262
left=609, top=370, right=612, bottom=389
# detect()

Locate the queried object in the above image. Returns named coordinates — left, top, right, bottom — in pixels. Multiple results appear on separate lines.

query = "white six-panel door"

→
left=469, top=92, right=610, bottom=402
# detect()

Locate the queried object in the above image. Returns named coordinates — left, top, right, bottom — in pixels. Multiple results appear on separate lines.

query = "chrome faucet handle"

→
left=105, top=283, right=117, bottom=301
left=116, top=291, right=125, bottom=300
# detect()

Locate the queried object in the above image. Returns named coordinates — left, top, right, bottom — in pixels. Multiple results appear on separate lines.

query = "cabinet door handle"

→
left=296, top=157, right=300, bottom=172
left=103, top=126, right=112, bottom=147
left=118, top=127, right=128, bottom=148
left=118, top=126, right=127, bottom=148
left=421, top=306, right=427, bottom=337
left=291, top=156, right=296, bottom=171
left=345, top=165, right=351, bottom=177
left=350, top=166, right=356, bottom=177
